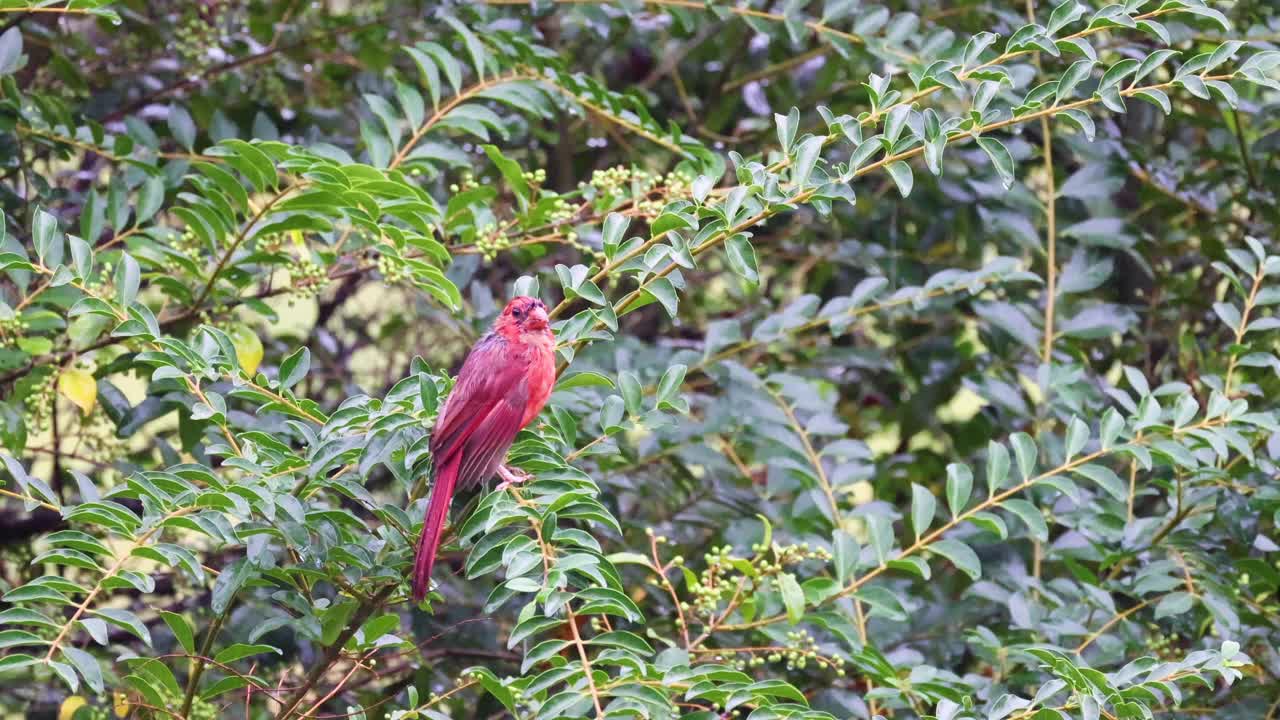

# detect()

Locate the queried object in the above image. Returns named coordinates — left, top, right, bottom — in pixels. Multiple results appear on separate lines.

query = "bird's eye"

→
left=513, top=308, right=524, bottom=318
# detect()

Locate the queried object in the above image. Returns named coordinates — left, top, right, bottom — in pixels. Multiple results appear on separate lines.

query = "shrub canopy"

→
left=0, top=1, right=1279, bottom=719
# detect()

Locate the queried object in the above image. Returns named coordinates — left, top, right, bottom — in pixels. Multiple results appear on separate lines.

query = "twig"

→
left=272, top=586, right=395, bottom=720
left=1074, top=597, right=1155, bottom=654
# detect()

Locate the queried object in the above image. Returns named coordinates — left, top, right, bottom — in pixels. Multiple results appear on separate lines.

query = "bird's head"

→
left=496, top=296, right=551, bottom=336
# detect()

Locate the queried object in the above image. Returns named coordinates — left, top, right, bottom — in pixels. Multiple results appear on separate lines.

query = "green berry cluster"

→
left=579, top=164, right=637, bottom=200
left=151, top=684, right=218, bottom=720
left=522, top=168, right=547, bottom=188
left=248, top=57, right=290, bottom=108
left=163, top=229, right=204, bottom=274
left=23, top=372, right=57, bottom=435
left=670, top=538, right=736, bottom=618
left=196, top=303, right=232, bottom=329
left=1143, top=623, right=1184, bottom=660
left=257, top=231, right=287, bottom=254
left=73, top=406, right=125, bottom=463
left=0, top=315, right=29, bottom=348
left=545, top=196, right=578, bottom=225
left=174, top=7, right=225, bottom=73
left=578, top=165, right=697, bottom=214
left=80, top=259, right=116, bottom=302
left=447, top=172, right=482, bottom=194
left=756, top=541, right=833, bottom=572
left=289, top=260, right=330, bottom=299
left=473, top=222, right=512, bottom=263
left=715, top=629, right=848, bottom=675
left=376, top=254, right=408, bottom=285
left=657, top=530, right=832, bottom=619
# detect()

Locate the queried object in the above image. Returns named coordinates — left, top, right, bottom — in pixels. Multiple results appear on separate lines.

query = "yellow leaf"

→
left=58, top=368, right=97, bottom=415
left=228, top=324, right=264, bottom=376
left=59, top=695, right=87, bottom=720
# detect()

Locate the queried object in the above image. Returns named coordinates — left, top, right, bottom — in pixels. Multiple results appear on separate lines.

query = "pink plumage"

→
left=412, top=296, right=556, bottom=602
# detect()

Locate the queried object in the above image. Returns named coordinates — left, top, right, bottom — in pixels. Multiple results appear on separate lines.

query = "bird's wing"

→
left=454, top=381, right=529, bottom=490
left=430, top=333, right=531, bottom=474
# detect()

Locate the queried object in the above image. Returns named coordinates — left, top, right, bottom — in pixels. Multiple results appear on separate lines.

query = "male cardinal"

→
left=411, top=296, right=556, bottom=602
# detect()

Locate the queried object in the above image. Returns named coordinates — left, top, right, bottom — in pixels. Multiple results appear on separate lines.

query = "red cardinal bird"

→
left=412, top=296, right=556, bottom=602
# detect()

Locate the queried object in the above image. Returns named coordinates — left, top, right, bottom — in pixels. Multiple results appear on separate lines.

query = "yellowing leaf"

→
left=113, top=691, right=132, bottom=718
left=59, top=696, right=87, bottom=720
left=228, top=324, right=264, bottom=376
left=58, top=368, right=97, bottom=415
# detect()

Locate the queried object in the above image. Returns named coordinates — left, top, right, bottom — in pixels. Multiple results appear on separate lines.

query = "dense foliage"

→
left=1, top=0, right=1279, bottom=718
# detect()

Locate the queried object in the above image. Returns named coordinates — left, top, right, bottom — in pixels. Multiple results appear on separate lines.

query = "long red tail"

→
left=412, top=455, right=459, bottom=602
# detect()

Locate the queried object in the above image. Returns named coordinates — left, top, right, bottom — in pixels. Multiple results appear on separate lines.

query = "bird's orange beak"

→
left=527, top=305, right=550, bottom=330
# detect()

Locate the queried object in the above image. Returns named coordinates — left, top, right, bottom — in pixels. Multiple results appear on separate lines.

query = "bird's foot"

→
left=496, top=465, right=531, bottom=491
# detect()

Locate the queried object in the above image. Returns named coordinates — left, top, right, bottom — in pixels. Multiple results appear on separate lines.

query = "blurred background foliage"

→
left=0, top=0, right=1278, bottom=718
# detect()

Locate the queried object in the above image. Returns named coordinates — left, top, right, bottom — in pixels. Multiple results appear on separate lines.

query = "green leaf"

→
left=442, top=16, right=489, bottom=79
left=639, top=277, right=679, bottom=319
left=886, top=161, right=913, bottom=197
left=1003, top=499, right=1049, bottom=542
left=465, top=666, right=516, bottom=714
left=602, top=212, right=629, bottom=251
left=483, top=144, right=530, bottom=210
left=116, top=252, right=140, bottom=307
left=135, top=175, right=165, bottom=224
left=946, top=463, right=973, bottom=517
left=1183, top=5, right=1230, bottom=33
left=556, top=372, right=614, bottom=390
left=168, top=104, right=197, bottom=149
left=61, top=646, right=103, bottom=694
left=775, top=107, right=799, bottom=153
left=987, top=441, right=1010, bottom=496
left=1059, top=108, right=1096, bottom=141
left=1205, top=80, right=1238, bottom=109
left=1154, top=592, right=1195, bottom=619
left=977, top=137, right=1015, bottom=189
left=1072, top=463, right=1128, bottom=503
left=1134, top=49, right=1179, bottom=85
left=833, top=530, right=858, bottom=585
left=94, top=608, right=151, bottom=646
left=910, top=483, right=936, bottom=539
left=888, top=555, right=931, bottom=580
left=854, top=585, right=908, bottom=622
left=1055, top=60, right=1095, bottom=104
left=655, top=364, right=686, bottom=409
left=1010, top=432, right=1038, bottom=482
left=792, top=135, right=825, bottom=187
left=725, top=233, right=759, bottom=283
left=1098, top=58, right=1139, bottom=91
left=211, top=558, right=252, bottom=615
left=1100, top=408, right=1125, bottom=448
left=507, top=616, right=562, bottom=648
left=1133, top=88, right=1172, bottom=114
left=969, top=511, right=1008, bottom=540
left=33, top=207, right=62, bottom=267
left=930, top=538, right=981, bottom=580
left=279, top=347, right=310, bottom=389
left=1047, top=0, right=1085, bottom=35
left=214, top=643, right=282, bottom=664
left=0, top=27, right=24, bottom=76
left=587, top=630, right=653, bottom=655
left=159, top=612, right=195, bottom=655
left=778, top=572, right=805, bottom=625
left=1065, top=416, right=1090, bottom=459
